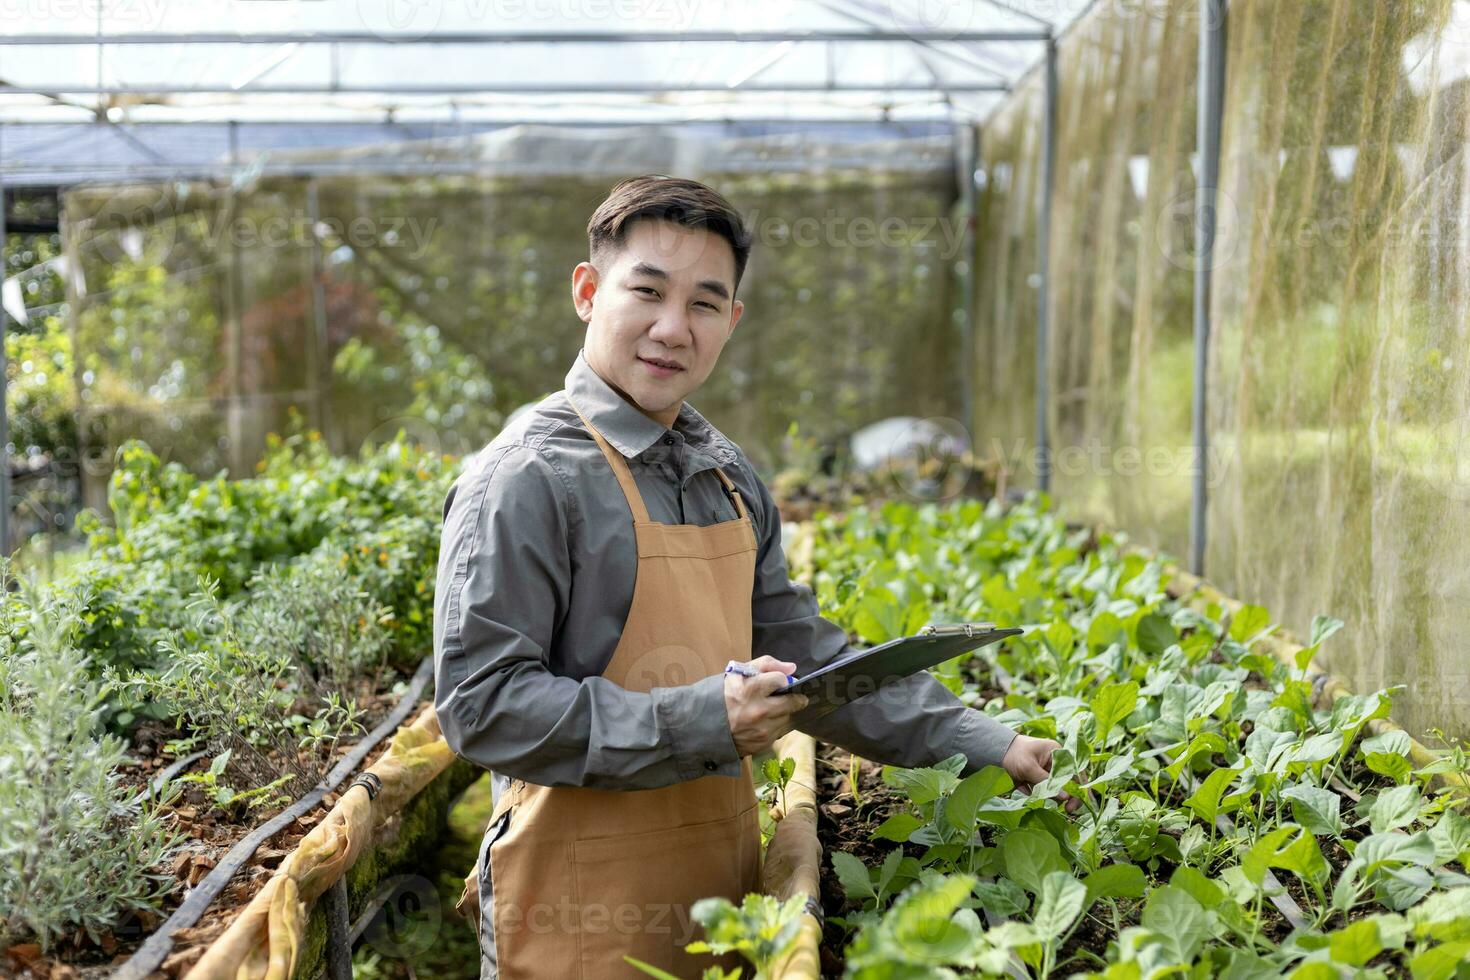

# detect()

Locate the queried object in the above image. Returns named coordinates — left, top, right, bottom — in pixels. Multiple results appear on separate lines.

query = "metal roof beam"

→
left=0, top=82, right=1011, bottom=95
left=0, top=30, right=1052, bottom=45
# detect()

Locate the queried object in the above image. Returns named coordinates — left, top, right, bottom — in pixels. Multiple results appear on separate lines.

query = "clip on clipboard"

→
left=769, top=622, right=1022, bottom=720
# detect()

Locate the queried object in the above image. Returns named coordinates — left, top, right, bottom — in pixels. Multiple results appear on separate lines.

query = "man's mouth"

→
left=638, top=355, right=685, bottom=374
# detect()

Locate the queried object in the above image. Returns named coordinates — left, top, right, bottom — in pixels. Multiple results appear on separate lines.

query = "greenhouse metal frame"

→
left=0, top=0, right=1230, bottom=575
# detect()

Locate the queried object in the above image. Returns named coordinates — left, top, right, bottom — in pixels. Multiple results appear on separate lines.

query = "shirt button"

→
left=703, top=760, right=718, bottom=772
left=663, top=435, right=676, bottom=446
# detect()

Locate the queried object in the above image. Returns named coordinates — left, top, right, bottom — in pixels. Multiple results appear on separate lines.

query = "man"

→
left=433, top=175, right=1061, bottom=980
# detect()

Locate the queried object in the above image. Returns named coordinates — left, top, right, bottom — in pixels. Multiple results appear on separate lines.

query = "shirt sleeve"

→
left=433, top=443, right=742, bottom=791
left=744, top=471, right=1017, bottom=774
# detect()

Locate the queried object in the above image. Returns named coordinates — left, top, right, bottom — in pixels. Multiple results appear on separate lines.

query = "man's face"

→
left=572, top=218, right=744, bottom=426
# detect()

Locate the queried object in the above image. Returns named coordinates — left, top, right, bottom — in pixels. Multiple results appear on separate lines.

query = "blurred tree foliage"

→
left=65, top=168, right=966, bottom=480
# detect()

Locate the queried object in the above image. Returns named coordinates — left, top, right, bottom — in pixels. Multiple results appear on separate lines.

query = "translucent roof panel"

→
left=0, top=0, right=1096, bottom=182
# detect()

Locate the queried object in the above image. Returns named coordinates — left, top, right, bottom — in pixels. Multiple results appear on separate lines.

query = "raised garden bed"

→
left=1, top=432, right=458, bottom=978
left=782, top=495, right=1470, bottom=978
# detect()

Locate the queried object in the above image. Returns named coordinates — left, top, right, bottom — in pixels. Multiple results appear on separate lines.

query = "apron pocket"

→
left=570, top=805, right=759, bottom=977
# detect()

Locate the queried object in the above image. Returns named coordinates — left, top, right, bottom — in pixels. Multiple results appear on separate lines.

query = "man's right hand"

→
left=724, top=656, right=809, bottom=757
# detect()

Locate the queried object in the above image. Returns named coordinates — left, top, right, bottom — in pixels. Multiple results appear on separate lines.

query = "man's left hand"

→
left=1001, top=734, right=1081, bottom=813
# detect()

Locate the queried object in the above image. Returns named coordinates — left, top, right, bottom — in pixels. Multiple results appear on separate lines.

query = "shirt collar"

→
left=564, top=349, right=737, bottom=465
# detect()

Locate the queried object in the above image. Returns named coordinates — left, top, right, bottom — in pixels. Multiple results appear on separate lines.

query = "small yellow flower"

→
left=378, top=551, right=389, bottom=563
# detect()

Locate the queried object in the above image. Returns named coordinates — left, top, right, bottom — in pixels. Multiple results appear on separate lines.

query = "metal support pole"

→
left=0, top=123, right=10, bottom=556
left=956, top=122, right=979, bottom=441
left=1036, top=39, right=1058, bottom=493
left=225, top=121, right=246, bottom=476
left=323, top=876, right=353, bottom=980
left=305, top=180, right=331, bottom=444
left=1192, top=0, right=1227, bottom=576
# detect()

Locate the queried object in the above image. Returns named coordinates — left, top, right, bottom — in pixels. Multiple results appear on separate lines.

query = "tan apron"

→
left=463, top=401, right=762, bottom=979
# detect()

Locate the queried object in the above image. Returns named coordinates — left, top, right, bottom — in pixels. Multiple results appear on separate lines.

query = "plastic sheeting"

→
left=1207, top=0, right=1470, bottom=739
left=975, top=1, right=1200, bottom=556
left=62, top=125, right=968, bottom=505
left=974, top=0, right=1470, bottom=739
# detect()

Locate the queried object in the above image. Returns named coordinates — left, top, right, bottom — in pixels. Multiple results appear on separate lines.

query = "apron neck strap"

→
left=711, top=465, right=751, bottom=521
left=569, top=399, right=653, bottom=524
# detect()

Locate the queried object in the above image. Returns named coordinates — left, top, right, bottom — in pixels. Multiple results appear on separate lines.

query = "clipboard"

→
left=769, top=622, right=1022, bottom=721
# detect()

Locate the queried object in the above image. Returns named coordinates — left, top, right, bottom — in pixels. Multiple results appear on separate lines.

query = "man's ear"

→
left=571, top=261, right=599, bottom=324
left=728, top=298, right=745, bottom=337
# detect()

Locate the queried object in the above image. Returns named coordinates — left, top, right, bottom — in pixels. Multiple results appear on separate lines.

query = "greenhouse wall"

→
left=975, top=0, right=1470, bottom=739
left=62, top=128, right=968, bottom=506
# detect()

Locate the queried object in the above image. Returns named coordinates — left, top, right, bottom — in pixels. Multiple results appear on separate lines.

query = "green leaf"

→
left=1141, top=886, right=1211, bottom=965
left=875, top=847, right=904, bottom=902
left=1366, top=752, right=1413, bottom=783
left=1135, top=614, right=1177, bottom=655
left=622, top=955, right=685, bottom=979
left=1079, top=752, right=1136, bottom=789
left=871, top=813, right=924, bottom=843
left=1169, top=866, right=1224, bottom=909
left=1001, top=827, right=1068, bottom=895
left=1082, top=864, right=1146, bottom=903
left=1242, top=825, right=1328, bottom=888
left=1184, top=765, right=1242, bottom=825
left=1356, top=831, right=1436, bottom=872
left=1090, top=682, right=1139, bottom=743
left=1229, top=605, right=1271, bottom=644
left=1281, top=784, right=1344, bottom=837
left=1327, top=917, right=1383, bottom=967
left=1286, top=731, right=1344, bottom=770
left=972, top=876, right=1029, bottom=918
left=944, top=766, right=1014, bottom=836
left=1369, top=784, right=1422, bottom=835
left=1407, top=886, right=1470, bottom=940
left=1087, top=612, right=1125, bottom=652
left=882, top=764, right=960, bottom=807
left=1165, top=731, right=1230, bottom=779
left=1408, top=941, right=1470, bottom=980
left=1378, top=866, right=1434, bottom=912
left=1310, top=615, right=1345, bottom=648
left=1032, top=871, right=1087, bottom=940
left=1362, top=730, right=1413, bottom=757
left=831, top=851, right=875, bottom=902
left=1429, top=810, right=1470, bottom=866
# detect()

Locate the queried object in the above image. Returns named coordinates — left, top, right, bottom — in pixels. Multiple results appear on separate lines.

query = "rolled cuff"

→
left=655, top=671, right=743, bottom=781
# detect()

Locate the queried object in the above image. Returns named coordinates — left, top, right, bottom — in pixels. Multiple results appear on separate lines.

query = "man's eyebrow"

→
left=629, top=261, right=731, bottom=301
left=629, top=261, right=668, bottom=280
left=696, top=279, right=731, bottom=301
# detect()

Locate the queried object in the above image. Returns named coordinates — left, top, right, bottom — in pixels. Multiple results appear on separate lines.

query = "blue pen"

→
left=724, top=660, right=796, bottom=684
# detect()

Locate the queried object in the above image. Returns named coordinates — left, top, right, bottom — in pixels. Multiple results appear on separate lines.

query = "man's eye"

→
left=696, top=302, right=719, bottom=311
left=634, top=286, right=658, bottom=296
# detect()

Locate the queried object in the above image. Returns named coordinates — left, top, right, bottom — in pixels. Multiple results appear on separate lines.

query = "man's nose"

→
left=647, top=309, right=692, bottom=346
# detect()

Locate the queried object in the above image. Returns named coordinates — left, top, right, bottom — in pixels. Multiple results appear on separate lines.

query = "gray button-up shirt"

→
left=433, top=349, right=1018, bottom=795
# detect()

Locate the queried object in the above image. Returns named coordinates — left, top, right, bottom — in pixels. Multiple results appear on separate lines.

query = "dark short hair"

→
left=587, top=174, right=753, bottom=294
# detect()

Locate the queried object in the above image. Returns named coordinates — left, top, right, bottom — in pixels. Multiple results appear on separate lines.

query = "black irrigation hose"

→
left=130, top=750, right=208, bottom=807
left=114, top=655, right=436, bottom=980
